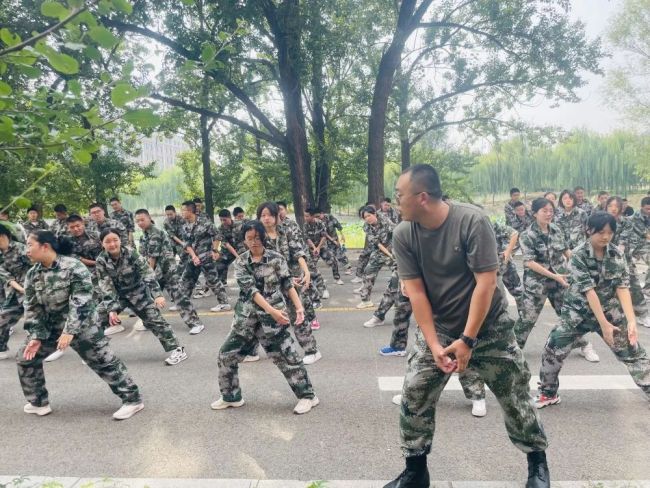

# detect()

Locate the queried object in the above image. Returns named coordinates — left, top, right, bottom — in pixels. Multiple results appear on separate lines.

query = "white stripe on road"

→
left=378, top=374, right=638, bottom=392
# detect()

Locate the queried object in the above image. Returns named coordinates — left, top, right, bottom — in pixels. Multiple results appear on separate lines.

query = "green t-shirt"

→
left=392, top=202, right=504, bottom=338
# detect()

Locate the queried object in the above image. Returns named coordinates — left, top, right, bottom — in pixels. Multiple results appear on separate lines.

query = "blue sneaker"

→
left=379, top=346, right=406, bottom=357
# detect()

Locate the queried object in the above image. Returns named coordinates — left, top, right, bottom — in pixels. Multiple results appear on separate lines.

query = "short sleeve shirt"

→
left=392, top=202, right=504, bottom=337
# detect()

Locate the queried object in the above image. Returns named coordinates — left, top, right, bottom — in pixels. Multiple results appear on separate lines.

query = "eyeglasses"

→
left=245, top=236, right=263, bottom=243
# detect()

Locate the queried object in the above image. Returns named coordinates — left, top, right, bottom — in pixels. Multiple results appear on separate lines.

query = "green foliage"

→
left=120, top=166, right=184, bottom=213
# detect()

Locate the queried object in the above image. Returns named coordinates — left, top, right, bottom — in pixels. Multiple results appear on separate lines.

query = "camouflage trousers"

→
left=307, top=255, right=327, bottom=297
left=514, top=273, right=588, bottom=349
left=98, top=292, right=180, bottom=352
left=499, top=257, right=523, bottom=310
left=16, top=325, right=141, bottom=407
left=374, top=269, right=412, bottom=350
left=181, top=257, right=229, bottom=305
left=539, top=312, right=650, bottom=401
left=355, top=247, right=371, bottom=278
left=328, top=241, right=350, bottom=268
left=313, top=246, right=340, bottom=281
left=360, top=251, right=393, bottom=302
left=158, top=266, right=203, bottom=330
left=218, top=309, right=315, bottom=402
left=0, top=295, right=23, bottom=352
left=628, top=259, right=649, bottom=319
left=215, top=253, right=236, bottom=285
left=399, top=312, right=548, bottom=457
left=288, top=263, right=319, bottom=321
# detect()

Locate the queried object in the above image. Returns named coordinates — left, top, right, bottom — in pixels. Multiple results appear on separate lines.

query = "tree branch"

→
left=409, top=116, right=507, bottom=145
left=418, top=21, right=523, bottom=58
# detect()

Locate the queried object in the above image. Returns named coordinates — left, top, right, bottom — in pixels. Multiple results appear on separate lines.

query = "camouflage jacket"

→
left=510, top=213, right=533, bottom=234
left=519, top=221, right=568, bottom=274
left=69, top=230, right=102, bottom=272
left=303, top=220, right=327, bottom=248
left=110, top=209, right=135, bottom=233
left=87, top=218, right=129, bottom=244
left=562, top=241, right=629, bottom=320
left=95, top=247, right=163, bottom=312
left=366, top=215, right=394, bottom=250
left=234, top=249, right=294, bottom=317
left=379, top=206, right=400, bottom=225
left=492, top=221, right=516, bottom=254
left=619, top=210, right=650, bottom=258
left=280, top=217, right=308, bottom=253
left=504, top=201, right=518, bottom=227
left=556, top=207, right=588, bottom=250
left=265, top=226, right=306, bottom=267
left=576, top=200, right=594, bottom=215
left=0, top=241, right=31, bottom=302
left=323, top=214, right=343, bottom=240
left=216, top=220, right=245, bottom=257
left=23, top=256, right=98, bottom=340
left=22, top=219, right=49, bottom=237
left=163, top=215, right=186, bottom=254
left=50, top=217, right=70, bottom=238
left=182, top=216, right=218, bottom=261
left=139, top=225, right=177, bottom=278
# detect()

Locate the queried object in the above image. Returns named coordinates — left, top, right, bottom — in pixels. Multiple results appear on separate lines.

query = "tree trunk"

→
left=200, top=113, right=214, bottom=221
left=396, top=72, right=411, bottom=172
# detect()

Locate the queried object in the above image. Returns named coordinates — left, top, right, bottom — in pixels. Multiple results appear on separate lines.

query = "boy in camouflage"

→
left=319, top=210, right=352, bottom=272
left=87, top=203, right=129, bottom=244
left=214, top=209, right=245, bottom=285
left=213, top=220, right=319, bottom=415
left=109, top=197, right=135, bottom=246
left=163, top=205, right=187, bottom=258
left=304, top=207, right=342, bottom=285
left=492, top=220, right=523, bottom=310
left=536, top=212, right=650, bottom=409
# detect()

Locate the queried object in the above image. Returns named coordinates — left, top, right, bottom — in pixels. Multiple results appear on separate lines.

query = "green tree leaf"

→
left=73, top=149, right=92, bottom=163
left=111, top=82, right=147, bottom=107
left=0, top=81, right=11, bottom=96
left=111, top=0, right=133, bottom=14
left=0, top=28, right=21, bottom=46
left=45, top=50, right=79, bottom=74
left=40, top=1, right=68, bottom=18
left=123, top=108, right=161, bottom=128
left=14, top=197, right=32, bottom=209
left=88, top=26, right=118, bottom=49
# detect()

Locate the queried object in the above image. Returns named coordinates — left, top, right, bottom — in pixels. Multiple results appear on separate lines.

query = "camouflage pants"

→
left=514, top=273, right=587, bottom=349
left=216, top=253, right=236, bottom=285
left=218, top=310, right=315, bottom=402
left=360, top=251, right=393, bottom=302
left=539, top=314, right=650, bottom=401
left=374, top=271, right=399, bottom=320
left=0, top=295, right=23, bottom=352
left=98, top=293, right=180, bottom=352
left=313, top=246, right=340, bottom=280
left=355, top=247, right=371, bottom=278
left=307, top=255, right=327, bottom=296
left=16, top=327, right=141, bottom=407
left=181, top=257, right=229, bottom=304
left=499, top=257, right=523, bottom=309
left=328, top=241, right=350, bottom=268
left=374, top=269, right=413, bottom=350
left=628, top=259, right=648, bottom=319
left=158, top=265, right=203, bottom=330
left=399, top=312, right=548, bottom=457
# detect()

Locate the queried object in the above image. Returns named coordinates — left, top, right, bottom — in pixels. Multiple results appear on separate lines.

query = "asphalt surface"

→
left=1, top=256, right=649, bottom=483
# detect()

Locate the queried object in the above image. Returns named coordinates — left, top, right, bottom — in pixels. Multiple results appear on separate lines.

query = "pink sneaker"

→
left=310, top=319, right=321, bottom=330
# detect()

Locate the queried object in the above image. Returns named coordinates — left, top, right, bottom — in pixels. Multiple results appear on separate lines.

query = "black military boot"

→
left=526, top=451, right=550, bottom=488
left=383, top=455, right=430, bottom=488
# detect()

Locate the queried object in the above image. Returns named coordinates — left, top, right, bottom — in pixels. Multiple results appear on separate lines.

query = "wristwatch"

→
left=460, top=334, right=478, bottom=349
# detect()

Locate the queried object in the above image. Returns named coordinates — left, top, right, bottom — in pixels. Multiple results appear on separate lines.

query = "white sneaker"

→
left=344, top=269, right=353, bottom=275
left=351, top=276, right=363, bottom=283
left=112, top=402, right=144, bottom=420
left=392, top=394, right=402, bottom=406
left=578, top=342, right=600, bottom=362
left=322, top=290, right=330, bottom=300
left=335, top=279, right=344, bottom=285
left=243, top=354, right=260, bottom=362
left=303, top=350, right=322, bottom=365
left=168, top=304, right=178, bottom=311
left=471, top=399, right=487, bottom=417
left=363, top=316, right=384, bottom=328
left=211, top=397, right=245, bottom=410
left=353, top=286, right=363, bottom=294
left=293, top=396, right=320, bottom=414
left=24, top=403, right=52, bottom=416
left=0, top=349, right=12, bottom=360
left=44, top=349, right=64, bottom=362
left=210, top=304, right=232, bottom=312
left=133, top=319, right=147, bottom=331
left=164, top=347, right=188, bottom=366
left=356, top=301, right=374, bottom=309
left=104, top=324, right=125, bottom=336
left=189, top=324, right=205, bottom=335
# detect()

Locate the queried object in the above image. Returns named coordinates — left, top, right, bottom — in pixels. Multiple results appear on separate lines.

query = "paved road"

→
left=1, top=257, right=649, bottom=485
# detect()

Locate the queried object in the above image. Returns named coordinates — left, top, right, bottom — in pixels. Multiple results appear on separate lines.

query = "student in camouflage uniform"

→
left=536, top=212, right=650, bottom=409
left=556, top=190, right=588, bottom=250
left=233, top=206, right=246, bottom=222
left=95, top=228, right=188, bottom=365
left=607, top=196, right=650, bottom=328
left=595, top=191, right=610, bottom=213
left=319, top=210, right=352, bottom=272
left=374, top=265, right=413, bottom=356
left=0, top=226, right=32, bottom=360
left=180, top=200, right=230, bottom=312
left=504, top=187, right=523, bottom=227
left=67, top=215, right=103, bottom=278
left=493, top=220, right=523, bottom=310
left=0, top=211, right=25, bottom=243
left=385, top=165, right=549, bottom=488
left=214, top=209, right=245, bottom=285
left=22, top=206, right=49, bottom=238
left=87, top=203, right=129, bottom=244
left=16, top=231, right=144, bottom=420
left=510, top=201, right=533, bottom=234
left=109, top=197, right=135, bottom=246
left=621, top=196, right=650, bottom=324
left=352, top=209, right=373, bottom=284
left=514, top=198, right=598, bottom=364
left=356, top=206, right=395, bottom=309
left=51, top=204, right=70, bottom=238
left=135, top=209, right=205, bottom=335
left=304, top=207, right=342, bottom=284
left=574, top=186, right=593, bottom=215
left=379, top=197, right=401, bottom=225
left=163, top=205, right=186, bottom=258
left=212, top=220, right=319, bottom=415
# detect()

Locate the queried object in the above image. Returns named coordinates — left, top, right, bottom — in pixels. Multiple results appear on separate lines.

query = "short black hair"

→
left=360, top=205, right=377, bottom=218
left=513, top=201, right=525, bottom=209
left=606, top=196, right=623, bottom=215
left=30, top=230, right=73, bottom=255
left=66, top=214, right=84, bottom=223
left=242, top=220, right=267, bottom=244
left=558, top=190, right=577, bottom=209
left=642, top=197, right=650, bottom=207
left=182, top=200, right=197, bottom=212
left=256, top=201, right=279, bottom=220
left=54, top=204, right=67, bottom=213
left=134, top=209, right=150, bottom=216
left=275, top=201, right=287, bottom=209
left=165, top=205, right=176, bottom=212
left=89, top=202, right=104, bottom=211
left=510, top=187, right=521, bottom=196
left=574, top=186, right=585, bottom=192
left=100, top=227, right=123, bottom=242
left=402, top=164, right=443, bottom=200
left=597, top=190, right=609, bottom=197
left=27, top=206, right=39, bottom=213
left=587, top=211, right=617, bottom=234
left=109, top=197, right=120, bottom=203
left=543, top=191, right=556, bottom=200
left=192, top=197, right=203, bottom=204
left=218, top=209, right=232, bottom=218
left=233, top=206, right=245, bottom=215
left=381, top=197, right=391, bottom=204
left=305, top=207, right=319, bottom=216
left=531, top=197, right=553, bottom=214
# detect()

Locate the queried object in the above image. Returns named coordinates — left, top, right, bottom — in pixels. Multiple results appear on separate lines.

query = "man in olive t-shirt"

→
left=382, top=165, right=549, bottom=488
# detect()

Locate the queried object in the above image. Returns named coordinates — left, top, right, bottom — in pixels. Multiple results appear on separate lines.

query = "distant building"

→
left=133, top=135, right=189, bottom=171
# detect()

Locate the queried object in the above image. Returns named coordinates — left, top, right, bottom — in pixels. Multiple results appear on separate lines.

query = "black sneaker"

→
left=383, top=467, right=430, bottom=488
left=526, top=451, right=550, bottom=488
